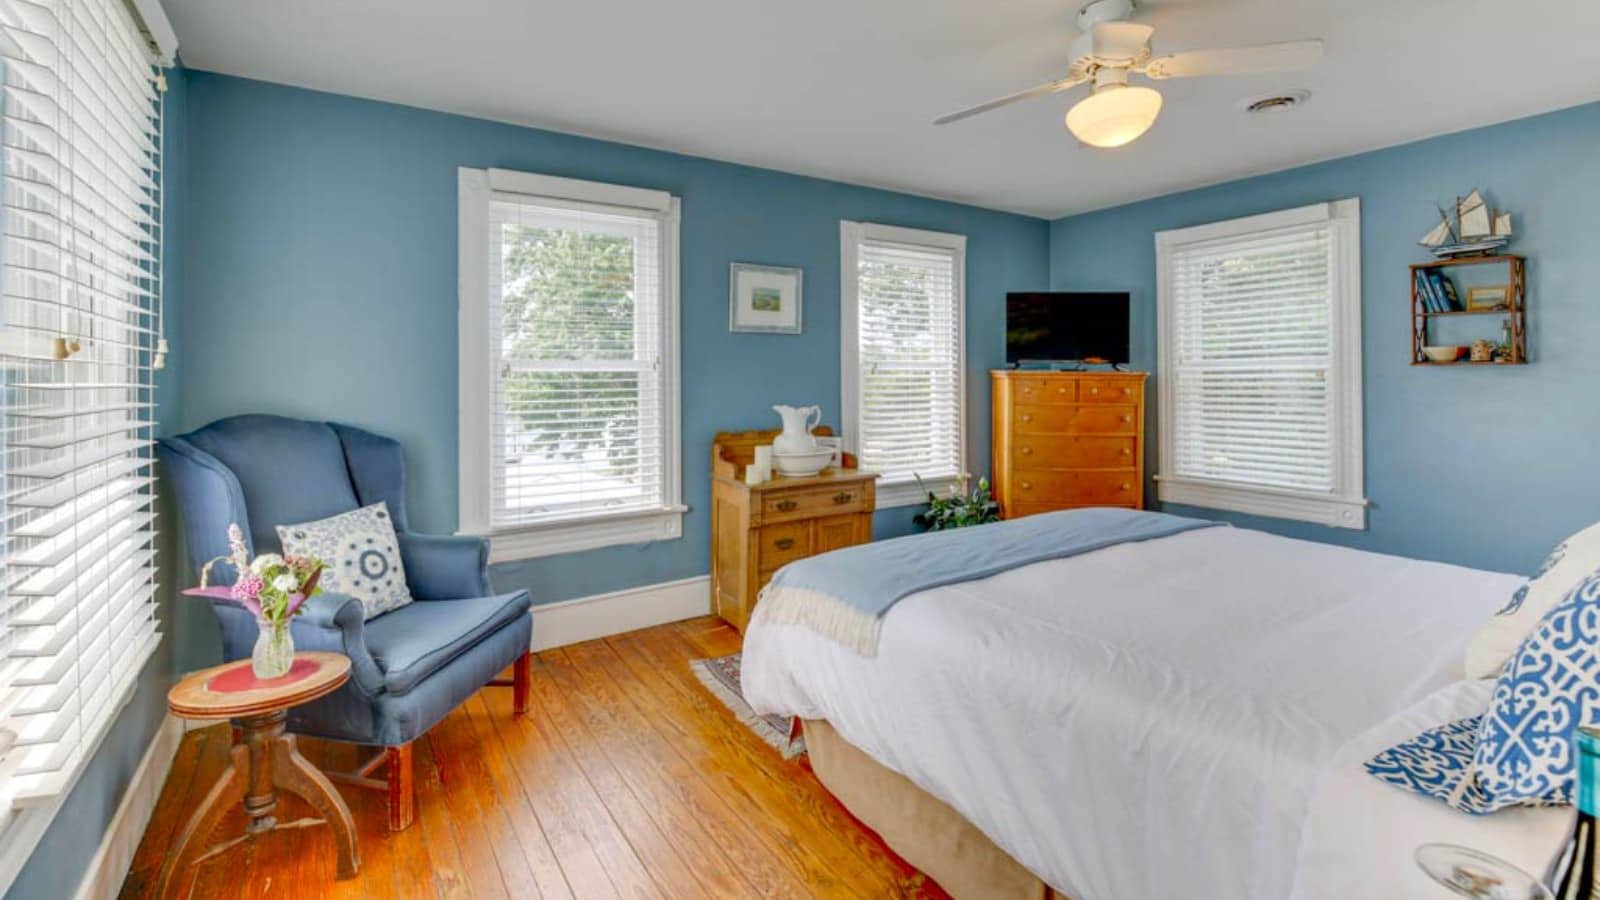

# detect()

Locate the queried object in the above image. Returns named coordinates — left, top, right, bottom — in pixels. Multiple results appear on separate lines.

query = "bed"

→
left=741, top=519, right=1573, bottom=899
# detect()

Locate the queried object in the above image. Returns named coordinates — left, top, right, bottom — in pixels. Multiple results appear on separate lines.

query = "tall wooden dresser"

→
left=710, top=428, right=878, bottom=631
left=990, top=370, right=1148, bottom=519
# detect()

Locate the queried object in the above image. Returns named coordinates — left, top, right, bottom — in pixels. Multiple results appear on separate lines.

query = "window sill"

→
left=1156, top=475, right=1367, bottom=530
left=469, top=506, right=687, bottom=564
left=877, top=475, right=963, bottom=510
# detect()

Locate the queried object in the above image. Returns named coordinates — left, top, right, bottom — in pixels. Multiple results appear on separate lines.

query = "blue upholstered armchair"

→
left=159, top=414, right=532, bottom=830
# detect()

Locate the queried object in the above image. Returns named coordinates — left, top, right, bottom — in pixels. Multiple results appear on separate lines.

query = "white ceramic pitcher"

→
left=772, top=404, right=821, bottom=454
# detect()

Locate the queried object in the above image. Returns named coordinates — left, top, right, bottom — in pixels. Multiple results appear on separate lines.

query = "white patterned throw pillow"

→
left=1366, top=564, right=1600, bottom=813
left=278, top=502, right=414, bottom=620
left=1464, top=520, right=1600, bottom=678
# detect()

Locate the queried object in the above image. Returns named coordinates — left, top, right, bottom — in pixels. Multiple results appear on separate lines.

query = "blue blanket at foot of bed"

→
left=754, top=507, right=1222, bottom=656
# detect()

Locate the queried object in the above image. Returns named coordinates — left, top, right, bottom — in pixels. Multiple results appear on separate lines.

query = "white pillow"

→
left=278, top=502, right=414, bottom=621
left=1463, top=519, right=1600, bottom=678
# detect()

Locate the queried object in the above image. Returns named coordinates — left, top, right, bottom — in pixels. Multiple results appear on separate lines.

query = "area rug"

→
left=690, top=652, right=805, bottom=759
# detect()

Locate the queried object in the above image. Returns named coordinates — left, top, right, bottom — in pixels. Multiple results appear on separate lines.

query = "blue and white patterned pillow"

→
left=1366, top=565, right=1600, bottom=813
left=278, top=502, right=414, bottom=620
left=1465, top=520, right=1600, bottom=678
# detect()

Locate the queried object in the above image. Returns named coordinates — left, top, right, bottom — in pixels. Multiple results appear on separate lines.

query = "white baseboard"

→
left=532, top=574, right=711, bottom=651
left=73, top=714, right=185, bottom=900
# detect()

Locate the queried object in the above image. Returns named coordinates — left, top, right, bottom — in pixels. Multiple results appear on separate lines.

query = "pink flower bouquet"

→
left=182, top=523, right=324, bottom=626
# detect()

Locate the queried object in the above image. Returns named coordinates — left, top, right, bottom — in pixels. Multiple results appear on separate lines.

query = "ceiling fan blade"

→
left=933, top=76, right=1087, bottom=125
left=1142, top=40, right=1323, bottom=80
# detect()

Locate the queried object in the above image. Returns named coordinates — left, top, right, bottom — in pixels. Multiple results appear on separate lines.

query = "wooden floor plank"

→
left=605, top=627, right=931, bottom=897
left=119, top=618, right=940, bottom=900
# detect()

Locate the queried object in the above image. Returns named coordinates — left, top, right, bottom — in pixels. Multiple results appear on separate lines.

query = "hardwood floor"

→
left=120, top=617, right=948, bottom=899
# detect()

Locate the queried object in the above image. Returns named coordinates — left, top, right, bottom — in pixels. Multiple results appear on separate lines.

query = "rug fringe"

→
left=689, top=659, right=805, bottom=760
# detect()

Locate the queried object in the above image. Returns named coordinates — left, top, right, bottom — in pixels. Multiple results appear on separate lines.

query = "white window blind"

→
left=0, top=0, right=164, bottom=824
left=459, top=168, right=683, bottom=562
left=1156, top=200, right=1365, bottom=528
left=841, top=222, right=965, bottom=507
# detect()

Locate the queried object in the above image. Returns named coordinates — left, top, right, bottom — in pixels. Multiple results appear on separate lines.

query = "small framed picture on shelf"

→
left=1465, top=285, right=1510, bottom=311
left=729, top=263, right=803, bottom=334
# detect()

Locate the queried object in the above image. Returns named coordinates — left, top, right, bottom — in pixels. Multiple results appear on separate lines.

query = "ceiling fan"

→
left=934, top=0, right=1323, bottom=148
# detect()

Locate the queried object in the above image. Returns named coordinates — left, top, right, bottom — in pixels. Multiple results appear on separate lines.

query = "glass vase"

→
left=251, top=618, right=294, bottom=679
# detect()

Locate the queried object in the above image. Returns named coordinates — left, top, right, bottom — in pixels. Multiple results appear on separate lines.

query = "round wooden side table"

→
left=157, top=651, right=359, bottom=898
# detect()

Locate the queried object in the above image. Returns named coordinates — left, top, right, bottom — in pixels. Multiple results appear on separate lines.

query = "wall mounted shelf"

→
left=1409, top=254, right=1526, bottom=366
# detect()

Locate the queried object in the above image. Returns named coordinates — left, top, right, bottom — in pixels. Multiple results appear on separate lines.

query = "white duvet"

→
left=742, top=525, right=1571, bottom=900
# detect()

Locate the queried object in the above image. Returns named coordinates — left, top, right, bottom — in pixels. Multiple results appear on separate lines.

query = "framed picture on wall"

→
left=729, top=263, right=803, bottom=334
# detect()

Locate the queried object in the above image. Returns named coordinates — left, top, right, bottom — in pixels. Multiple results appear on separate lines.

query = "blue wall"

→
left=5, top=67, right=189, bottom=900
left=1049, top=101, right=1600, bottom=574
left=177, top=71, right=1050, bottom=627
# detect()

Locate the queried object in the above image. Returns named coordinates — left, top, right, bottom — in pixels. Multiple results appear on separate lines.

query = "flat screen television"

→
left=1006, top=292, right=1130, bottom=366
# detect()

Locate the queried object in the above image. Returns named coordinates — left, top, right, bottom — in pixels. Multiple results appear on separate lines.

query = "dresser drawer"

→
left=1007, top=501, right=1137, bottom=518
left=1077, top=378, right=1140, bottom=404
left=1011, top=435, right=1135, bottom=468
left=1010, top=469, right=1140, bottom=505
left=1013, top=404, right=1138, bottom=435
left=758, top=521, right=812, bottom=569
left=1011, top=378, right=1077, bottom=405
left=761, top=484, right=869, bottom=521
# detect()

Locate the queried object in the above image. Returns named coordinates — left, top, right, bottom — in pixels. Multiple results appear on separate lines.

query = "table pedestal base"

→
left=156, top=709, right=358, bottom=897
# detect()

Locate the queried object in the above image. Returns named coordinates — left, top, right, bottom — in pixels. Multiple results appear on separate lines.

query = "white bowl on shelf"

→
left=1422, top=345, right=1463, bottom=363
left=773, top=447, right=833, bottom=477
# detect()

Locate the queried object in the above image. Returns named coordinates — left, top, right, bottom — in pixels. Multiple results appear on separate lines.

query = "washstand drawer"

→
left=1011, top=435, right=1135, bottom=468
left=1010, top=469, right=1140, bottom=505
left=758, top=521, right=812, bottom=569
left=1013, top=405, right=1138, bottom=435
left=761, top=485, right=868, bottom=521
left=1011, top=378, right=1077, bottom=405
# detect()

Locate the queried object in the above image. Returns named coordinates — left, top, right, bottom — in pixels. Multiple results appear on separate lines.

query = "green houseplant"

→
left=913, top=474, right=1001, bottom=531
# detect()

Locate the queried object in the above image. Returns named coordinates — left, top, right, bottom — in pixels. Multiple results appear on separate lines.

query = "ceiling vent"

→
left=1241, top=90, right=1310, bottom=114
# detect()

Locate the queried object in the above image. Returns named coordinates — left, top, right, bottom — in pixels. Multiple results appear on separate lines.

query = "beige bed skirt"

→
left=802, top=719, right=1067, bottom=900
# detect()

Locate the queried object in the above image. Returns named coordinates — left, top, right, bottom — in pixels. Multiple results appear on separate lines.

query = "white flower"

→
left=272, top=573, right=299, bottom=593
left=250, top=553, right=285, bottom=575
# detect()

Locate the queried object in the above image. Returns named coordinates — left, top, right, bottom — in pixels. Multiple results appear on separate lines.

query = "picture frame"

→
left=1465, top=284, right=1510, bottom=311
left=729, top=263, right=803, bottom=334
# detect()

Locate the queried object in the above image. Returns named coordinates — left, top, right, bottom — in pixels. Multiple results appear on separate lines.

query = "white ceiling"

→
left=164, top=0, right=1600, bottom=219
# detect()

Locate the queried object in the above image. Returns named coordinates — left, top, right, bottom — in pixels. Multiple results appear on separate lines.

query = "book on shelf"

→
left=1415, top=270, right=1441, bottom=312
left=1428, top=270, right=1462, bottom=311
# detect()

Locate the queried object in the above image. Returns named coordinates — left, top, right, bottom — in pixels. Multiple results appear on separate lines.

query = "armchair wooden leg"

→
left=386, top=743, right=414, bottom=832
left=513, top=650, right=532, bottom=716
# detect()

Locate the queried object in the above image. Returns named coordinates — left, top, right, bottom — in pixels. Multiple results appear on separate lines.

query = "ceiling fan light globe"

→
left=1065, top=84, right=1162, bottom=148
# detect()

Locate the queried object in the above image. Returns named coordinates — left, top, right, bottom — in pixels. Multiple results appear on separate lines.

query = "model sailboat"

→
left=1419, top=189, right=1513, bottom=257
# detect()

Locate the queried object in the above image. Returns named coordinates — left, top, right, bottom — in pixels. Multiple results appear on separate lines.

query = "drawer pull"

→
left=1122, top=387, right=1132, bottom=396
left=1020, top=414, right=1032, bottom=423
left=1088, top=386, right=1099, bottom=395
left=1057, top=386, right=1068, bottom=394
left=776, top=499, right=798, bottom=512
left=1121, top=447, right=1132, bottom=457
left=774, top=538, right=795, bottom=550
left=1020, top=447, right=1033, bottom=456
left=1121, top=415, right=1132, bottom=423
left=1020, top=481, right=1032, bottom=490
left=832, top=491, right=853, bottom=504
left=1121, top=483, right=1132, bottom=491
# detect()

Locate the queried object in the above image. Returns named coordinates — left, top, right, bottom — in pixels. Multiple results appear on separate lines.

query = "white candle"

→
left=745, top=465, right=765, bottom=486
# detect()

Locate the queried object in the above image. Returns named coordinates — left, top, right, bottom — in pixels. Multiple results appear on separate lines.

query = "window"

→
left=0, top=0, right=169, bottom=880
left=458, top=168, right=682, bottom=561
left=840, top=221, right=966, bottom=508
left=1155, top=199, right=1365, bottom=528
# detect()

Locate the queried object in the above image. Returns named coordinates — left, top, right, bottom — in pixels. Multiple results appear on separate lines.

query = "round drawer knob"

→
left=1020, top=482, right=1032, bottom=490
left=1121, top=448, right=1132, bottom=457
left=1021, top=414, right=1032, bottom=423
left=1021, top=447, right=1032, bottom=455
left=1121, top=483, right=1132, bottom=491
left=1121, top=387, right=1131, bottom=396
left=1057, top=386, right=1068, bottom=394
left=1089, top=387, right=1099, bottom=395
left=1121, top=415, right=1132, bottom=423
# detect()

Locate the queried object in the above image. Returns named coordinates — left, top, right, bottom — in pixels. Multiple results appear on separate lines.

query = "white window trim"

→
left=457, top=167, right=684, bottom=563
left=1154, top=198, right=1367, bottom=529
left=840, top=220, right=968, bottom=509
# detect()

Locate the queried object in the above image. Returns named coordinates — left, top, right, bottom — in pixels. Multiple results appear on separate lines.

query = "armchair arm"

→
left=397, top=532, right=491, bottom=601
left=291, top=593, right=385, bottom=695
